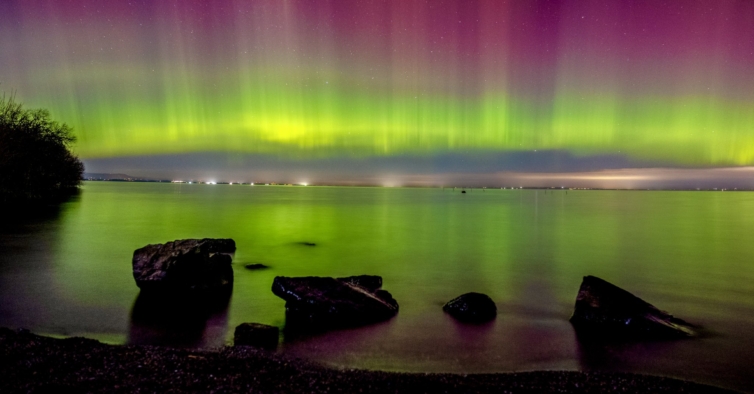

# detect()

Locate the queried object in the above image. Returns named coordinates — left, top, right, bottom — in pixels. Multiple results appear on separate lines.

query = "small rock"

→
left=570, top=275, right=697, bottom=339
left=245, top=264, right=269, bottom=270
left=234, top=323, right=279, bottom=349
left=443, top=292, right=497, bottom=323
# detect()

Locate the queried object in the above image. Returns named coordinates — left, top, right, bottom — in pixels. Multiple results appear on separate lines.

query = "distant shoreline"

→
left=0, top=328, right=738, bottom=394
left=80, top=179, right=752, bottom=192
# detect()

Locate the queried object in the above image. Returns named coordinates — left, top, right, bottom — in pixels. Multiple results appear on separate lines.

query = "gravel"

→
left=0, top=327, right=738, bottom=393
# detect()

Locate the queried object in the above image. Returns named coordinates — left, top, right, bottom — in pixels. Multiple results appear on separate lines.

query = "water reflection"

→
left=0, top=190, right=80, bottom=230
left=3, top=183, right=754, bottom=392
left=447, top=316, right=496, bottom=347
left=573, top=323, right=702, bottom=369
left=128, top=287, right=232, bottom=348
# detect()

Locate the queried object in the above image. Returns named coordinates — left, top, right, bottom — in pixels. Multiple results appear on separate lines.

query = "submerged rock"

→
left=132, top=238, right=235, bottom=292
left=234, top=323, right=279, bottom=349
left=271, top=275, right=398, bottom=330
left=244, top=263, right=269, bottom=270
left=443, top=292, right=497, bottom=323
left=570, top=275, right=696, bottom=339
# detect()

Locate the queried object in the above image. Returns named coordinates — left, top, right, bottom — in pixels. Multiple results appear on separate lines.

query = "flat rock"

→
left=570, top=275, right=696, bottom=339
left=271, top=275, right=398, bottom=330
left=132, top=238, right=235, bottom=292
left=234, top=323, right=279, bottom=349
left=443, top=292, right=497, bottom=323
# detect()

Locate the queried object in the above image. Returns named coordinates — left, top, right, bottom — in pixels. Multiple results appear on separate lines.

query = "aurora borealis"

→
left=1, top=0, right=754, bottom=181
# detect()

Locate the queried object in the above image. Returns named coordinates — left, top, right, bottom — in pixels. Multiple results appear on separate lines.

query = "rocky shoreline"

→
left=4, top=238, right=724, bottom=392
left=0, top=328, right=737, bottom=394
left=129, top=239, right=700, bottom=344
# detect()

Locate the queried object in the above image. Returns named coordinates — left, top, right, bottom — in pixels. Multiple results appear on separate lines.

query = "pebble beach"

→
left=0, top=328, right=738, bottom=394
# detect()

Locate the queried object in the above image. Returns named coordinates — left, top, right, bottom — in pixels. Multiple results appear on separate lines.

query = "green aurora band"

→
left=1, top=0, right=753, bottom=166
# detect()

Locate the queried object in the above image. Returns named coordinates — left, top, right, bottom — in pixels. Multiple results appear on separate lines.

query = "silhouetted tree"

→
left=0, top=93, right=83, bottom=203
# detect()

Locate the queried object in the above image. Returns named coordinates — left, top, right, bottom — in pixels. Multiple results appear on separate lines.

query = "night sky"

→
left=1, top=0, right=753, bottom=186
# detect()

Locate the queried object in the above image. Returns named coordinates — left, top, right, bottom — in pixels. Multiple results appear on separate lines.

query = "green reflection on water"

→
left=3, top=181, right=753, bottom=387
left=52, top=183, right=754, bottom=332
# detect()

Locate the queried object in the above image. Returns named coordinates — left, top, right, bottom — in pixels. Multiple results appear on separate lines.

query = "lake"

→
left=1, top=182, right=753, bottom=392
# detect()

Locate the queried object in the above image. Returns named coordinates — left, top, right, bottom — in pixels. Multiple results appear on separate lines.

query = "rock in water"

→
left=234, top=323, right=279, bottom=349
left=570, top=275, right=696, bottom=339
left=271, top=276, right=398, bottom=330
left=443, top=292, right=497, bottom=323
left=132, top=238, right=236, bottom=292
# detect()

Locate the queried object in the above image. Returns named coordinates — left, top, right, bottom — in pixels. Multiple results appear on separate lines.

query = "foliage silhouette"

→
left=0, top=93, right=83, bottom=203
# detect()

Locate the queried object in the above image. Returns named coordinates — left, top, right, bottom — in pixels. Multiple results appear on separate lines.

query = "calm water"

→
left=2, top=182, right=754, bottom=392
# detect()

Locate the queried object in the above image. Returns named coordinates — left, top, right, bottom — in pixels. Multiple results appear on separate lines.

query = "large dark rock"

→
left=234, top=323, right=279, bottom=349
left=443, top=292, right=497, bottom=323
left=570, top=275, right=696, bottom=339
left=271, top=275, right=398, bottom=330
left=132, top=238, right=236, bottom=292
